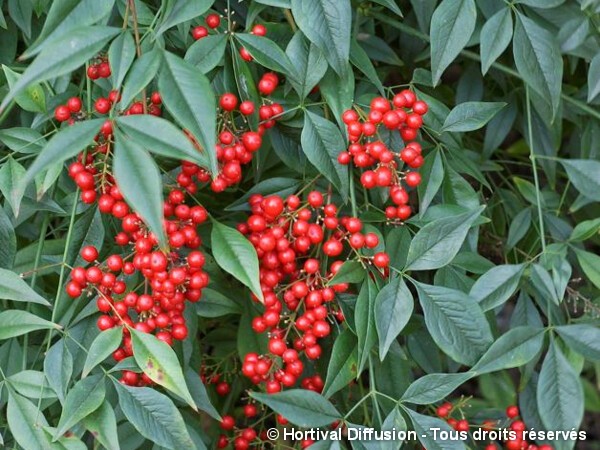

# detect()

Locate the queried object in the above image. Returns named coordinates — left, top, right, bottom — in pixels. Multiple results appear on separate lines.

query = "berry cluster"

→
left=54, top=97, right=83, bottom=123
left=86, top=58, right=111, bottom=80
left=436, top=402, right=554, bottom=450
left=235, top=191, right=390, bottom=395
left=338, top=90, right=428, bottom=222
left=190, top=12, right=267, bottom=63
left=175, top=88, right=283, bottom=193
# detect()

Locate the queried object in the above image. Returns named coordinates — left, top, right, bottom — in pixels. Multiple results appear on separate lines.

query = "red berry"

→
left=66, top=97, right=82, bottom=113
left=506, top=405, right=519, bottom=419
left=94, top=97, right=111, bottom=114
left=219, top=93, right=238, bottom=111
left=54, top=105, right=71, bottom=122
left=81, top=245, right=99, bottom=262
left=192, top=25, right=208, bottom=40
left=206, top=14, right=220, bottom=28
left=373, top=252, right=390, bottom=268
left=252, top=24, right=267, bottom=36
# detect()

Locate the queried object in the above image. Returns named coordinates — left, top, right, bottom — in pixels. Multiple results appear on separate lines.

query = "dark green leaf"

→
left=113, top=381, right=194, bottom=449
left=0, top=156, right=25, bottom=217
left=156, top=0, right=212, bottom=35
left=329, top=260, right=366, bottom=285
left=537, top=340, right=584, bottom=441
left=54, top=374, right=105, bottom=439
left=0, top=127, right=46, bottom=154
left=130, top=328, right=196, bottom=410
left=120, top=47, right=162, bottom=107
left=116, top=114, right=209, bottom=168
left=286, top=31, right=328, bottom=99
left=0, top=267, right=50, bottom=305
left=401, top=372, right=473, bottom=405
left=513, top=12, right=563, bottom=116
left=113, top=131, right=166, bottom=248
left=108, top=31, right=136, bottom=89
left=301, top=111, right=349, bottom=201
left=349, top=39, right=385, bottom=95
left=0, top=208, right=16, bottom=269
left=7, top=370, right=55, bottom=399
left=82, top=400, right=120, bottom=450
left=556, top=324, right=600, bottom=361
left=559, top=159, right=600, bottom=202
left=442, top=102, right=506, bottom=132
left=418, top=149, right=444, bottom=214
left=235, top=33, right=297, bottom=80
left=211, top=220, right=263, bottom=302
left=355, top=278, right=378, bottom=373
left=430, top=0, right=477, bottom=85
left=414, top=282, right=493, bottom=366
left=291, top=0, right=351, bottom=76
left=473, top=326, right=545, bottom=374
left=323, top=329, right=358, bottom=398
left=196, top=288, right=241, bottom=317
left=405, top=206, right=484, bottom=271
left=480, top=8, right=513, bottom=75
left=0, top=310, right=58, bottom=339
left=184, top=368, right=221, bottom=420
left=44, top=339, right=73, bottom=404
left=375, top=277, right=413, bottom=360
left=0, top=26, right=120, bottom=111
left=405, top=408, right=466, bottom=450
left=82, top=327, right=123, bottom=377
left=587, top=53, right=600, bottom=102
left=570, top=218, right=600, bottom=241
left=7, top=390, right=54, bottom=449
left=159, top=51, right=218, bottom=175
left=250, top=390, right=340, bottom=427
left=2, top=65, right=45, bottom=113
left=469, top=264, right=525, bottom=311
left=185, top=34, right=227, bottom=73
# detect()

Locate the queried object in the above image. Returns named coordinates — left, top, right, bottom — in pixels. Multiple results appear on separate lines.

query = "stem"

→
left=349, top=170, right=358, bottom=216
left=283, top=9, right=297, bottom=32
left=128, top=0, right=147, bottom=113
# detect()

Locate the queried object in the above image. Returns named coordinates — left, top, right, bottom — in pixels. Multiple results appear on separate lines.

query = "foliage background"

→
left=1, top=0, right=600, bottom=449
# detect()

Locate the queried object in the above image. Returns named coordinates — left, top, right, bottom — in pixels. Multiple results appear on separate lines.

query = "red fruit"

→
left=220, top=415, right=235, bottom=430
left=239, top=100, right=255, bottom=115
left=54, top=105, right=71, bottom=122
left=405, top=171, right=422, bottom=187
left=307, top=191, right=323, bottom=208
left=373, top=252, right=390, bottom=268
left=252, top=24, right=267, bottom=36
left=81, top=245, right=99, bottom=262
left=506, top=405, right=519, bottom=419
left=66, top=281, right=82, bottom=298
left=87, top=65, right=99, bottom=79
left=216, top=381, right=230, bottom=396
left=205, top=14, right=220, bottom=28
left=220, top=93, right=238, bottom=111
left=242, top=132, right=262, bottom=151
left=370, top=97, right=391, bottom=113
left=413, top=100, right=428, bottom=115
left=244, top=404, right=258, bottom=417
left=94, top=97, right=111, bottom=114
left=258, top=78, right=276, bottom=95
left=455, top=420, right=469, bottom=432
left=67, top=97, right=82, bottom=113
left=239, top=47, right=253, bottom=61
left=268, top=338, right=287, bottom=355
left=98, top=62, right=111, bottom=78
left=192, top=25, right=208, bottom=40
left=262, top=195, right=284, bottom=217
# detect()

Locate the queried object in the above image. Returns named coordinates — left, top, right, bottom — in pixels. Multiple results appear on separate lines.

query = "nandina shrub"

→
left=0, top=1, right=599, bottom=449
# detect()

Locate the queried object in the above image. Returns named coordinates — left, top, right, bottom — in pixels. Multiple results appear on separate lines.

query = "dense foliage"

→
left=1, top=0, right=600, bottom=449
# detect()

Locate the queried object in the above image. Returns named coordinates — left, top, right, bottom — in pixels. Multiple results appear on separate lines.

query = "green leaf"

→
left=480, top=8, right=513, bottom=75
left=430, top=0, right=477, bottom=86
left=158, top=51, right=218, bottom=175
left=404, top=408, right=466, bottom=450
left=7, top=370, right=55, bottom=399
left=185, top=34, right=228, bottom=73
left=235, top=33, right=297, bottom=79
left=329, top=260, right=365, bottom=285
left=113, top=131, right=167, bottom=248
left=414, top=282, right=493, bottom=366
left=301, top=111, right=349, bottom=201
left=0, top=156, right=25, bottom=217
left=587, top=53, right=600, bottom=102
left=442, top=102, right=506, bottom=133
left=54, top=375, right=105, bottom=439
left=371, top=0, right=402, bottom=16
left=0, top=127, right=46, bottom=154
left=515, top=0, right=565, bottom=7
left=574, top=248, right=600, bottom=290
left=418, top=149, right=444, bottom=215
left=120, top=47, right=162, bottom=107
left=108, top=31, right=136, bottom=89
left=556, top=324, right=600, bottom=361
left=323, top=329, right=358, bottom=398
left=469, top=264, right=525, bottom=311
left=211, top=220, right=264, bottom=302
left=291, top=0, right=351, bottom=76
left=286, top=31, right=328, bottom=99
left=82, top=400, right=120, bottom=450
left=44, top=339, right=73, bottom=404
left=2, top=65, right=46, bottom=113
left=196, top=288, right=242, bottom=317
left=0, top=26, right=120, bottom=111
left=506, top=208, right=531, bottom=249
left=23, top=119, right=104, bottom=187
left=113, top=381, right=194, bottom=449
left=570, top=218, right=600, bottom=241
left=116, top=115, right=209, bottom=168
left=0, top=209, right=16, bottom=269
left=537, top=340, right=584, bottom=441
left=473, top=326, right=545, bottom=374
left=130, top=328, right=196, bottom=410
left=250, top=389, right=340, bottom=427
left=82, top=327, right=123, bottom=377
left=401, top=372, right=473, bottom=405
left=355, top=278, right=378, bottom=373
left=405, top=206, right=484, bottom=271
left=8, top=0, right=32, bottom=37
left=7, top=390, right=54, bottom=449
left=184, top=368, right=221, bottom=420
left=375, top=277, right=414, bottom=360
left=156, top=0, right=212, bottom=35
left=349, top=39, right=385, bottom=95
left=0, top=267, right=50, bottom=305
left=23, top=0, right=116, bottom=59
left=559, top=159, right=600, bottom=202
left=513, top=12, right=563, bottom=116
left=0, top=310, right=58, bottom=339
